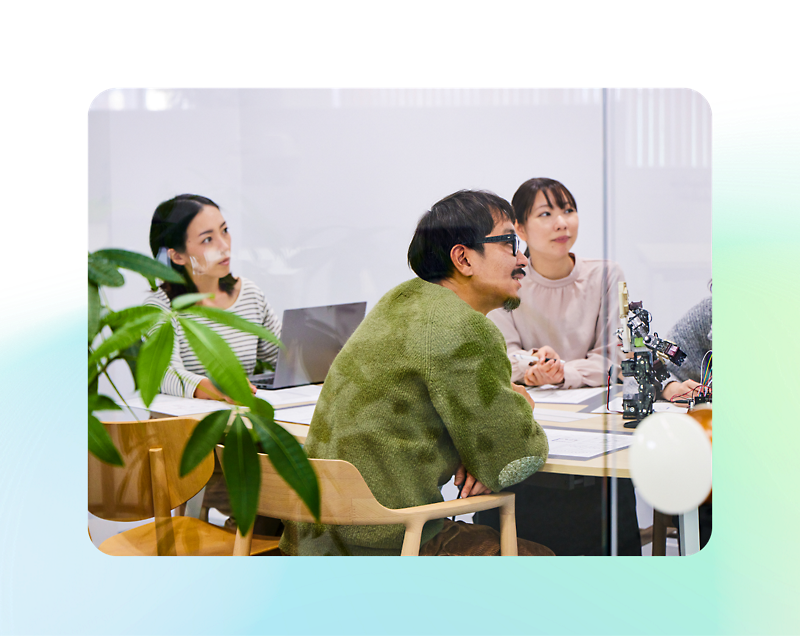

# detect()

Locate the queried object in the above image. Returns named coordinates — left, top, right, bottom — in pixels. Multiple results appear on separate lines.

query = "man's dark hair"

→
left=408, top=190, right=514, bottom=283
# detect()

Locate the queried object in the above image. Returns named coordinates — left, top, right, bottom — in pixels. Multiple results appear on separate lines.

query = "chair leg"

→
left=498, top=496, right=518, bottom=556
left=233, top=525, right=254, bottom=556
left=652, top=510, right=669, bottom=556
left=400, top=522, right=424, bottom=556
left=150, top=448, right=177, bottom=556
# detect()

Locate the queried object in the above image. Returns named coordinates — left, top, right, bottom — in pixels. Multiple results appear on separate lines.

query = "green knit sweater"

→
left=280, top=278, right=549, bottom=555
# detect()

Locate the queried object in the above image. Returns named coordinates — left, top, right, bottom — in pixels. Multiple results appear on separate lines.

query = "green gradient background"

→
left=0, top=96, right=800, bottom=635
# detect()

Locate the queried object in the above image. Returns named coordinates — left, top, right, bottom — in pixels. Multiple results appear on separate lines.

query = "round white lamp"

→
left=629, top=412, right=712, bottom=515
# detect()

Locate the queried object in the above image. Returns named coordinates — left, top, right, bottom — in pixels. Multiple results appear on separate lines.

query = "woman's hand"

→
left=454, top=464, right=492, bottom=498
left=194, top=378, right=257, bottom=403
left=661, top=379, right=701, bottom=402
left=523, top=345, right=564, bottom=386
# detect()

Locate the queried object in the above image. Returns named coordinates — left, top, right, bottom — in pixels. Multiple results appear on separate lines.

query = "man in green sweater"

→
left=280, top=190, right=552, bottom=556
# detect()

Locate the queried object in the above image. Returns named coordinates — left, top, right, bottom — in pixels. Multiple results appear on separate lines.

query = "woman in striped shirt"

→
left=147, top=194, right=281, bottom=401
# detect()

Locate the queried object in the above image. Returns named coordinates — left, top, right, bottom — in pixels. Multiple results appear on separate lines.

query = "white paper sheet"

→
left=256, top=384, right=323, bottom=408
left=543, top=427, right=632, bottom=460
left=119, top=384, right=323, bottom=417
left=526, top=386, right=608, bottom=404
left=273, top=404, right=317, bottom=425
left=533, top=408, right=597, bottom=423
left=120, top=394, right=231, bottom=416
left=593, top=396, right=688, bottom=414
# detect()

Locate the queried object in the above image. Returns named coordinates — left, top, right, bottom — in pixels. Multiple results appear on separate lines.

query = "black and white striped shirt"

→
left=145, top=277, right=281, bottom=398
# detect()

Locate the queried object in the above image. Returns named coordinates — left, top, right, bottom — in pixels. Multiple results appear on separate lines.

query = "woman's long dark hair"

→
left=149, top=194, right=237, bottom=300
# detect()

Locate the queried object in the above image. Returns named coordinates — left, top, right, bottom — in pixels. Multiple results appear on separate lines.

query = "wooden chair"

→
left=224, top=449, right=519, bottom=556
left=89, top=417, right=280, bottom=556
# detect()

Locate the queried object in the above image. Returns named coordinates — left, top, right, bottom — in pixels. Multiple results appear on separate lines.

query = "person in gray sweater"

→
left=659, top=294, right=713, bottom=550
left=661, top=296, right=712, bottom=402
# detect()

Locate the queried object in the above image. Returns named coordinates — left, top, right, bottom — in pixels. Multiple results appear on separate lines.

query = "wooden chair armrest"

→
left=393, top=492, right=514, bottom=524
left=395, top=492, right=517, bottom=556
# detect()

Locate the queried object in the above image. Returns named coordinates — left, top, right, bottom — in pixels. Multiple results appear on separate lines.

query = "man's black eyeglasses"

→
left=469, top=233, right=521, bottom=256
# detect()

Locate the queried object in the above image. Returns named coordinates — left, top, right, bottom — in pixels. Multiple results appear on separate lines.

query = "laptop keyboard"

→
left=249, top=372, right=275, bottom=389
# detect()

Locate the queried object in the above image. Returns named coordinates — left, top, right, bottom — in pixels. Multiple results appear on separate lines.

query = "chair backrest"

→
left=89, top=417, right=214, bottom=522
left=215, top=447, right=395, bottom=525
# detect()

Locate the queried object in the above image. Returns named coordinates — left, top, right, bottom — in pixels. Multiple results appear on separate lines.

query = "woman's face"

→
left=169, top=205, right=231, bottom=279
left=516, top=189, right=578, bottom=262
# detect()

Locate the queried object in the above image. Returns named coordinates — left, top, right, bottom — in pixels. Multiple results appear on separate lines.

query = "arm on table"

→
left=428, top=312, right=549, bottom=493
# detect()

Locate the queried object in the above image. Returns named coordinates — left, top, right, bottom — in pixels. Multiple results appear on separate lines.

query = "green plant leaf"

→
left=136, top=319, right=174, bottom=407
left=89, top=282, right=101, bottom=343
left=177, top=316, right=254, bottom=405
left=88, top=254, right=125, bottom=287
left=92, top=248, right=185, bottom=284
left=249, top=402, right=320, bottom=521
left=88, top=359, right=99, bottom=395
left=222, top=415, right=261, bottom=535
left=171, top=293, right=213, bottom=310
left=103, top=305, right=164, bottom=330
left=182, top=305, right=283, bottom=349
left=88, top=393, right=122, bottom=413
left=180, top=410, right=231, bottom=477
left=89, top=414, right=124, bottom=466
left=88, top=313, right=163, bottom=367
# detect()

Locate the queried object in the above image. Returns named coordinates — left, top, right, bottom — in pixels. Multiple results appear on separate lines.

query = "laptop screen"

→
left=266, top=301, right=367, bottom=389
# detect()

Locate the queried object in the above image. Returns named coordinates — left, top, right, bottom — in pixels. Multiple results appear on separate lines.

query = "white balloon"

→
left=629, top=412, right=712, bottom=514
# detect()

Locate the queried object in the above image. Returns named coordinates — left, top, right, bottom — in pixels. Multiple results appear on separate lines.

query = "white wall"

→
left=89, top=87, right=711, bottom=347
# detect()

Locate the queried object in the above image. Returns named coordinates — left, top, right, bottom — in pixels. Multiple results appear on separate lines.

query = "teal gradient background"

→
left=2, top=3, right=799, bottom=635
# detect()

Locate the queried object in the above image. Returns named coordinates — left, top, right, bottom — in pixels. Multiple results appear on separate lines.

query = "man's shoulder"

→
left=365, top=278, right=499, bottom=349
left=376, top=278, right=466, bottom=314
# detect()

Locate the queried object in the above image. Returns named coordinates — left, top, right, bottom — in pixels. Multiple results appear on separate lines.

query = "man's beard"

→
left=502, top=268, right=525, bottom=311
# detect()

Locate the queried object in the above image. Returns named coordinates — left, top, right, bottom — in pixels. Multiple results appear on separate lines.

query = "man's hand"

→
left=661, top=379, right=702, bottom=402
left=454, top=464, right=491, bottom=498
left=511, top=382, right=535, bottom=410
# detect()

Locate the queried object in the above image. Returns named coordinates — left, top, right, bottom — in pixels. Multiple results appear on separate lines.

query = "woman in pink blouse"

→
left=479, top=177, right=639, bottom=556
left=488, top=177, right=624, bottom=388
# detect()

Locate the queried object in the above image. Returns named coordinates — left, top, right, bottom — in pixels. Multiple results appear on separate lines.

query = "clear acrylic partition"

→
left=89, top=89, right=711, bottom=555
left=603, top=89, right=712, bottom=555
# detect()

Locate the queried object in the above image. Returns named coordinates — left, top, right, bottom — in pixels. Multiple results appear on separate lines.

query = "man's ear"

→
left=168, top=248, right=186, bottom=266
left=449, top=244, right=473, bottom=277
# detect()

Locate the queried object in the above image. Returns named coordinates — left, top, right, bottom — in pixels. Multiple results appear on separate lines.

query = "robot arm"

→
left=616, top=282, right=688, bottom=425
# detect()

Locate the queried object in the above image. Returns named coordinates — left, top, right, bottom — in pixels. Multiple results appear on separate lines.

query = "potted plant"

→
left=88, top=248, right=319, bottom=533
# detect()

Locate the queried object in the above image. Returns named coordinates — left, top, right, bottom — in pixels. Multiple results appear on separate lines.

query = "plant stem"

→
left=102, top=367, right=141, bottom=422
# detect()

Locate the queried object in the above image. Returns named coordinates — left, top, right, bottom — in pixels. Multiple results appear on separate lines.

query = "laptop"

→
left=250, top=301, right=367, bottom=390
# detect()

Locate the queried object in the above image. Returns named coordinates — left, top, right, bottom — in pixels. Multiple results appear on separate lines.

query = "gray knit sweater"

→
left=663, top=296, right=712, bottom=386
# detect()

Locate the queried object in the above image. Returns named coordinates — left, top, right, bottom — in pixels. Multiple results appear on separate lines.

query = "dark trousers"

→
left=474, top=473, right=641, bottom=556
